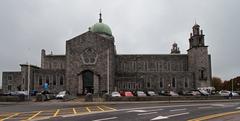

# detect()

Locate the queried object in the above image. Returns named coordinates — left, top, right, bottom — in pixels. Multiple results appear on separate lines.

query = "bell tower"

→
left=187, top=23, right=212, bottom=89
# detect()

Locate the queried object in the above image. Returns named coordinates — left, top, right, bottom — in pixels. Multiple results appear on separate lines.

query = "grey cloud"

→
left=1, top=0, right=240, bottom=88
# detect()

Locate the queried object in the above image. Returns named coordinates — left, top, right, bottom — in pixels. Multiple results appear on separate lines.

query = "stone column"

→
left=78, top=75, right=83, bottom=94
left=94, top=74, right=99, bottom=94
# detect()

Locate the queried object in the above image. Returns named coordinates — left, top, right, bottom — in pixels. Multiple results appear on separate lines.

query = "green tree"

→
left=212, top=77, right=223, bottom=91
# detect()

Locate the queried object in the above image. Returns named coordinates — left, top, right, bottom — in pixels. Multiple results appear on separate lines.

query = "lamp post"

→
left=27, top=62, right=30, bottom=103
left=168, top=83, right=171, bottom=103
left=107, top=48, right=110, bottom=94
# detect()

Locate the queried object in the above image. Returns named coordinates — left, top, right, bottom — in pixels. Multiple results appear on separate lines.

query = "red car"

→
left=120, top=91, right=134, bottom=97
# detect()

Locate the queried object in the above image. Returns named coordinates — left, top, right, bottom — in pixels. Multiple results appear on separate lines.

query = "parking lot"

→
left=0, top=105, right=116, bottom=121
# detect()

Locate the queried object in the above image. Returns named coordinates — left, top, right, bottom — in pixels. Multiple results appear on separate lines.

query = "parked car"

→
left=56, top=91, right=70, bottom=99
left=10, top=91, right=28, bottom=96
left=159, top=91, right=178, bottom=96
left=111, top=91, right=121, bottom=97
left=120, top=91, right=134, bottom=97
left=136, top=91, right=147, bottom=97
left=198, top=90, right=210, bottom=96
left=146, top=91, right=157, bottom=96
left=158, top=90, right=169, bottom=96
left=219, top=90, right=239, bottom=96
left=169, top=91, right=179, bottom=96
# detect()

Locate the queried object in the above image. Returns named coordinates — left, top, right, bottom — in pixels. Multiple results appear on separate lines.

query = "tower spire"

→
left=99, top=9, right=102, bottom=23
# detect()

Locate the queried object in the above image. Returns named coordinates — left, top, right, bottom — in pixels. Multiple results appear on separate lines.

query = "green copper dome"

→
left=90, top=22, right=112, bottom=36
left=90, top=12, right=112, bottom=36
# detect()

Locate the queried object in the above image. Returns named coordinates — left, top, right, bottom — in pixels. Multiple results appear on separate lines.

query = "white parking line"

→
left=167, top=112, right=189, bottom=117
left=138, top=112, right=157, bottom=115
left=198, top=106, right=213, bottom=109
left=147, top=109, right=163, bottom=112
left=170, top=108, right=186, bottom=112
left=93, top=117, right=118, bottom=121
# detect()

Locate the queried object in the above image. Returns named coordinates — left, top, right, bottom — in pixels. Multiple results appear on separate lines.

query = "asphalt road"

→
left=41, top=102, right=240, bottom=121
left=0, top=101, right=240, bottom=121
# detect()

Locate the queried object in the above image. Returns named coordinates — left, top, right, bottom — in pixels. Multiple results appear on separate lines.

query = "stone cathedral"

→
left=2, top=13, right=212, bottom=95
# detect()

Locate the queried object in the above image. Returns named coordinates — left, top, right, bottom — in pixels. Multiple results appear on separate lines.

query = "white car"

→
left=137, top=91, right=147, bottom=97
left=219, top=90, right=239, bottom=96
left=56, top=91, right=70, bottom=99
left=169, top=91, right=179, bottom=96
left=147, top=91, right=157, bottom=96
left=111, top=91, right=121, bottom=97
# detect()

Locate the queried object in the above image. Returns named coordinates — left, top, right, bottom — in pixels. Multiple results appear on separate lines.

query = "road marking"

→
left=147, top=109, right=163, bottom=112
left=151, top=116, right=168, bottom=120
left=27, top=111, right=42, bottom=120
left=138, top=112, right=157, bottom=115
left=97, top=106, right=105, bottom=111
left=86, top=107, right=91, bottom=112
left=127, top=110, right=147, bottom=113
left=211, top=104, right=225, bottom=107
left=0, top=113, right=19, bottom=121
left=93, top=117, right=118, bottom=121
left=53, top=109, right=60, bottom=117
left=170, top=108, right=186, bottom=112
left=198, top=106, right=213, bottom=109
left=151, top=112, right=189, bottom=120
left=101, top=105, right=117, bottom=111
left=73, top=108, right=77, bottom=114
left=188, top=110, right=240, bottom=121
left=167, top=112, right=189, bottom=117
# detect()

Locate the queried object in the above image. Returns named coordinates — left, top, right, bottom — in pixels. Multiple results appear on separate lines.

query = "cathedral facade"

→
left=2, top=14, right=212, bottom=95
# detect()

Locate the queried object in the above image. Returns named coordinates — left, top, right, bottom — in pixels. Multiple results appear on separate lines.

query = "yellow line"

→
left=97, top=106, right=105, bottom=111
left=188, top=110, right=240, bottom=121
left=102, top=105, right=117, bottom=111
left=27, top=111, right=42, bottom=120
left=53, top=109, right=60, bottom=117
left=73, top=108, right=77, bottom=114
left=0, top=113, right=19, bottom=121
left=85, top=107, right=91, bottom=112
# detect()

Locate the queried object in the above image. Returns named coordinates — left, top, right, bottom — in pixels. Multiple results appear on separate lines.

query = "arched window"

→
left=184, top=78, right=189, bottom=88
left=53, top=75, right=56, bottom=85
left=172, top=77, right=176, bottom=88
left=39, top=76, right=42, bottom=85
left=46, top=75, right=49, bottom=84
left=60, top=76, right=64, bottom=85
left=159, top=78, right=163, bottom=88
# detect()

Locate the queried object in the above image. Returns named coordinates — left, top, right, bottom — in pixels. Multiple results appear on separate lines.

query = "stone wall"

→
left=66, top=31, right=115, bottom=95
left=115, top=54, right=193, bottom=92
left=2, top=72, right=22, bottom=93
left=41, top=55, right=66, bottom=70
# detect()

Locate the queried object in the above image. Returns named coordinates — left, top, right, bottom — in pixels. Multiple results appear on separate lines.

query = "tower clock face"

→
left=81, top=48, right=98, bottom=64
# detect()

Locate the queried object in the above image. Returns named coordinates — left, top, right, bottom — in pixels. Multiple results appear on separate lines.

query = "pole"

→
left=231, top=79, right=233, bottom=92
left=27, top=62, right=30, bottom=102
left=107, top=48, right=110, bottom=94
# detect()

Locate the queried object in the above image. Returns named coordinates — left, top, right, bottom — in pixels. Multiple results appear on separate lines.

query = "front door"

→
left=82, top=70, right=94, bottom=94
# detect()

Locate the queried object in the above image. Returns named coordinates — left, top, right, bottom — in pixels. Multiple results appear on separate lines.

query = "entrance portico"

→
left=78, top=70, right=99, bottom=95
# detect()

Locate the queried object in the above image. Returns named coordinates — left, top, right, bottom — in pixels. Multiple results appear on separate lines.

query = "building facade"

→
left=2, top=14, right=212, bottom=95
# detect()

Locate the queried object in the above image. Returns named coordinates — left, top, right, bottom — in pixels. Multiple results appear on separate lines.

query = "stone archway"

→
left=78, top=70, right=100, bottom=95
left=82, top=70, right=94, bottom=94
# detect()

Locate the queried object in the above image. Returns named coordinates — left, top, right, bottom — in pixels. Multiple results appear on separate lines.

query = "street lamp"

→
left=168, top=83, right=171, bottom=103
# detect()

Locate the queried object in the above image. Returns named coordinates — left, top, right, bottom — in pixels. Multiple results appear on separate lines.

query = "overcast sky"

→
left=1, top=0, right=240, bottom=88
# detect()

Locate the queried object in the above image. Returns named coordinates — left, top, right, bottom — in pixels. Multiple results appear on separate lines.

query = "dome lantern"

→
left=90, top=12, right=112, bottom=36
